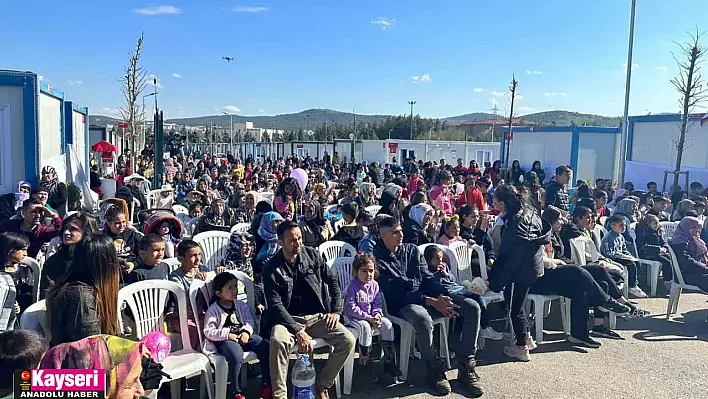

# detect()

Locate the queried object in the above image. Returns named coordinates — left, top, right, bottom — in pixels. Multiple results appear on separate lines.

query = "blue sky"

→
left=2, top=0, right=707, bottom=119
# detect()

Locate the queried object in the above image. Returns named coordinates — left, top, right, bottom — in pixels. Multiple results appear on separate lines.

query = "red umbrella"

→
left=91, top=140, right=117, bottom=153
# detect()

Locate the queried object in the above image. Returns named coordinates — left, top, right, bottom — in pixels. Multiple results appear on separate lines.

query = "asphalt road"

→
left=207, top=290, right=708, bottom=399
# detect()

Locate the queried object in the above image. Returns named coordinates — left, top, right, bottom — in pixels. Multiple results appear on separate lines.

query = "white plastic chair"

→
left=193, top=231, right=231, bottom=272
left=147, top=188, right=174, bottom=210
left=599, top=216, right=608, bottom=226
left=665, top=245, right=705, bottom=319
left=20, top=299, right=50, bottom=339
left=524, top=294, right=569, bottom=344
left=467, top=245, right=506, bottom=307
left=20, top=257, right=41, bottom=304
left=569, top=236, right=618, bottom=329
left=188, top=271, right=258, bottom=399
left=318, top=241, right=356, bottom=267
left=118, top=280, right=214, bottom=399
left=381, top=294, right=451, bottom=381
left=448, top=241, right=475, bottom=282
left=331, top=257, right=364, bottom=395
left=160, top=258, right=182, bottom=275
left=173, top=204, right=189, bottom=216
left=365, top=205, right=382, bottom=216
left=230, top=222, right=251, bottom=234
left=628, top=224, right=662, bottom=297
left=659, top=221, right=679, bottom=241
left=259, top=192, right=274, bottom=202
left=325, top=204, right=339, bottom=215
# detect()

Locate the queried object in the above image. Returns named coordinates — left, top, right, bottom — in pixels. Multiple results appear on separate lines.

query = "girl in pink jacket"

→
left=203, top=272, right=271, bottom=399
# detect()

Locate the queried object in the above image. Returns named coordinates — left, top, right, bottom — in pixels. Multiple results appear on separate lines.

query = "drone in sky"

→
left=222, top=56, right=233, bottom=62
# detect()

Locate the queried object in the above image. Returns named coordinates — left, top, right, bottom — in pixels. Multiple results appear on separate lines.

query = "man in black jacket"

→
left=263, top=221, right=355, bottom=399
left=368, top=162, right=385, bottom=187
left=544, top=165, right=572, bottom=213
left=374, top=217, right=484, bottom=397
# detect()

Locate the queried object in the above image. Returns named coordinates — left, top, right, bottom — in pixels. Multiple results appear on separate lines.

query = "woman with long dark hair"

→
left=527, top=161, right=545, bottom=185
left=46, top=233, right=120, bottom=346
left=507, top=160, right=525, bottom=186
left=40, top=213, right=99, bottom=298
left=274, top=177, right=301, bottom=221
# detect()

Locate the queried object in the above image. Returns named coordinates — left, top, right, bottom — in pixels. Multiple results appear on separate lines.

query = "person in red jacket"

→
left=0, top=199, right=61, bottom=258
left=455, top=178, right=486, bottom=211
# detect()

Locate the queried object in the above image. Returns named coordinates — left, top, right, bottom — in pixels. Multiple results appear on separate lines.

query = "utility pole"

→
left=352, top=107, right=357, bottom=165
left=618, top=0, right=637, bottom=184
left=504, top=76, right=519, bottom=168
left=222, top=111, right=234, bottom=157
left=491, top=104, right=500, bottom=142
left=408, top=101, right=416, bottom=140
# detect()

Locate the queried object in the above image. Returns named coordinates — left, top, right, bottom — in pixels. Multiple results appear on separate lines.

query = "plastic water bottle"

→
left=291, top=354, right=316, bottom=399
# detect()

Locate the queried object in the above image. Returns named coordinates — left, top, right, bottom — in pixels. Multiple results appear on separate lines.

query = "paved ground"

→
left=207, top=289, right=708, bottom=399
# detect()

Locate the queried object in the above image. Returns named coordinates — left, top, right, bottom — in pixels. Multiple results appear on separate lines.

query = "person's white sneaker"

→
left=525, top=334, right=538, bottom=350
left=503, top=345, right=530, bottom=362
left=628, top=286, right=648, bottom=298
left=479, top=327, right=504, bottom=340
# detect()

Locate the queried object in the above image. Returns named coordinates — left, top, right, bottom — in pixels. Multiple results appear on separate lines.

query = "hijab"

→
left=379, top=191, right=401, bottom=221
left=14, top=181, right=31, bottom=209
left=39, top=335, right=146, bottom=399
left=204, top=198, right=227, bottom=226
left=614, top=198, right=638, bottom=222
left=409, top=203, right=433, bottom=227
left=672, top=199, right=695, bottom=221
left=224, top=231, right=254, bottom=276
left=670, top=216, right=708, bottom=263
left=255, top=211, right=284, bottom=261
left=41, top=166, right=59, bottom=196
left=359, top=182, right=376, bottom=204
left=304, top=201, right=325, bottom=234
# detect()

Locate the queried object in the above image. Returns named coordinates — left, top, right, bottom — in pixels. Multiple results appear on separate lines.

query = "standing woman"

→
left=46, top=234, right=121, bottom=346
left=40, top=213, right=99, bottom=299
left=40, top=166, right=68, bottom=217
left=488, top=185, right=551, bottom=360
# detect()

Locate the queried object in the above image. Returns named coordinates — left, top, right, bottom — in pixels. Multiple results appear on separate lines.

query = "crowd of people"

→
left=1, top=149, right=708, bottom=399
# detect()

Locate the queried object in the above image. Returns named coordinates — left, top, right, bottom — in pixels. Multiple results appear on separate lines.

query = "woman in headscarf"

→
left=669, top=216, right=708, bottom=293
left=223, top=231, right=266, bottom=314
left=298, top=201, right=333, bottom=248
left=234, top=191, right=259, bottom=224
left=0, top=181, right=31, bottom=221
left=607, top=188, right=628, bottom=209
left=41, top=166, right=68, bottom=216
left=359, top=182, right=378, bottom=207
left=252, top=211, right=284, bottom=281
left=379, top=184, right=404, bottom=223
left=39, top=335, right=153, bottom=399
left=193, top=198, right=236, bottom=234
left=403, top=203, right=436, bottom=245
left=671, top=199, right=695, bottom=222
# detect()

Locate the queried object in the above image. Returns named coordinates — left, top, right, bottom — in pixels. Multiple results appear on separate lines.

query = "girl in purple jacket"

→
left=343, top=253, right=401, bottom=381
left=203, top=272, right=271, bottom=399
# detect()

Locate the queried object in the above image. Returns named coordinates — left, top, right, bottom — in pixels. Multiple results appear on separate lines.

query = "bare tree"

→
left=670, top=29, right=707, bottom=187
left=118, top=33, right=148, bottom=169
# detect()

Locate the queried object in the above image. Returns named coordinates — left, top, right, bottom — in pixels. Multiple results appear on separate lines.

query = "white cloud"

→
left=371, top=18, right=397, bottom=30
left=656, top=66, right=669, bottom=72
left=133, top=5, right=181, bottom=16
left=233, top=6, right=269, bottom=13
left=38, top=75, right=44, bottom=81
left=543, top=92, right=569, bottom=97
left=526, top=70, right=543, bottom=75
left=473, top=88, right=483, bottom=92
left=515, top=95, right=524, bottom=100
left=258, top=109, right=267, bottom=114
left=517, top=106, right=534, bottom=112
left=222, top=105, right=242, bottom=113
left=99, top=107, right=120, bottom=116
left=171, top=73, right=182, bottom=78
left=411, top=74, right=431, bottom=83
left=623, top=62, right=639, bottom=71
left=66, top=79, right=83, bottom=86
left=491, top=90, right=507, bottom=97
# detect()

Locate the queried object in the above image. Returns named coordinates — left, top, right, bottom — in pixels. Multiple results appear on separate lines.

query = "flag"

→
left=701, top=112, right=708, bottom=127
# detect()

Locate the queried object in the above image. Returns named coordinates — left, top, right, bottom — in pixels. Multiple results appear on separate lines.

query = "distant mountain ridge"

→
left=89, top=108, right=621, bottom=129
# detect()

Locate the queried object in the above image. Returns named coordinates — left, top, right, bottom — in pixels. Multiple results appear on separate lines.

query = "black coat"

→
left=369, top=167, right=385, bottom=186
left=373, top=239, right=443, bottom=315
left=403, top=220, right=434, bottom=246
left=489, top=208, right=552, bottom=292
left=544, top=181, right=569, bottom=212
left=669, top=242, right=708, bottom=290
left=262, top=246, right=342, bottom=335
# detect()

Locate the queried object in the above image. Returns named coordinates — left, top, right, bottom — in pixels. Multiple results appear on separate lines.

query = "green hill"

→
left=522, top=110, right=621, bottom=127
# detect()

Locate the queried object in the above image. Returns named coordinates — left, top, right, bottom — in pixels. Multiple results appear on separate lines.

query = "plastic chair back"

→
left=417, top=243, right=458, bottom=276
left=160, top=258, right=182, bottom=275
left=448, top=241, right=474, bottom=282
left=318, top=241, right=356, bottom=267
left=365, top=205, right=382, bottom=216
left=230, top=223, right=251, bottom=234
left=20, top=257, right=41, bottom=304
left=20, top=300, right=50, bottom=339
left=659, top=221, right=679, bottom=241
left=193, top=231, right=231, bottom=272
left=331, top=257, right=355, bottom=293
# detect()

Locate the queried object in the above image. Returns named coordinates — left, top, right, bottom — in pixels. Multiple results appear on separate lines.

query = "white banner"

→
left=624, top=160, right=708, bottom=191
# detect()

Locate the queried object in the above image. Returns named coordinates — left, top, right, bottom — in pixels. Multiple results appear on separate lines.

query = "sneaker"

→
left=315, top=386, right=330, bottom=399
left=234, top=395, right=246, bottom=399
left=597, top=299, right=631, bottom=315
left=591, top=325, right=623, bottom=339
left=503, top=345, right=530, bottom=362
left=457, top=359, right=484, bottom=398
left=628, top=286, right=648, bottom=298
left=257, top=384, right=272, bottom=399
left=629, top=307, right=651, bottom=318
left=567, top=335, right=602, bottom=348
left=480, top=326, right=504, bottom=340
left=525, top=334, right=538, bottom=350
left=425, top=360, right=451, bottom=396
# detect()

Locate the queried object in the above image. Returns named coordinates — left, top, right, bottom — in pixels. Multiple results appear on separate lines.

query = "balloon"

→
left=455, top=183, right=465, bottom=195
left=140, top=331, right=172, bottom=363
left=291, top=168, right=309, bottom=191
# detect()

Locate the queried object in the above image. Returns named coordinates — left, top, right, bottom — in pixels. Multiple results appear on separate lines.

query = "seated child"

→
left=601, top=214, right=647, bottom=298
left=125, top=234, right=169, bottom=285
left=169, top=239, right=208, bottom=350
left=0, top=232, right=34, bottom=326
left=203, top=272, right=271, bottom=399
left=437, top=215, right=466, bottom=246
left=636, top=214, right=673, bottom=283
left=424, top=245, right=504, bottom=341
left=333, top=203, right=365, bottom=249
left=342, top=253, right=400, bottom=382
left=223, top=231, right=265, bottom=314
left=0, top=330, right=47, bottom=398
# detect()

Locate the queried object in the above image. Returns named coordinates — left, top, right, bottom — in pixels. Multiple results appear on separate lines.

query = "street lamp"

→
left=140, top=92, right=156, bottom=163
left=408, top=100, right=416, bottom=140
left=222, top=111, right=234, bottom=157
